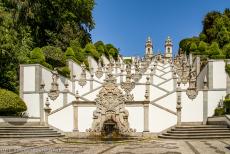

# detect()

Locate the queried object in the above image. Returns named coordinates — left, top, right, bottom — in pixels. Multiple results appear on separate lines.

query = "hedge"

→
left=0, top=89, right=27, bottom=116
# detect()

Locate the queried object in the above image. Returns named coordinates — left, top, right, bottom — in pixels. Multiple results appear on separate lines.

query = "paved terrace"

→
left=0, top=138, right=230, bottom=154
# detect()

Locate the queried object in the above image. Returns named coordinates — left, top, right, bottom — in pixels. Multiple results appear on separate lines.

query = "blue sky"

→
left=91, top=0, right=230, bottom=56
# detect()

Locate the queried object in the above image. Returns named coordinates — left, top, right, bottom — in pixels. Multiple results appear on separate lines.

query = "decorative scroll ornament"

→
left=186, top=67, right=198, bottom=99
left=133, top=63, right=142, bottom=82
left=88, top=73, right=135, bottom=134
left=95, top=61, right=103, bottom=79
left=48, top=68, right=60, bottom=101
left=78, top=63, right=87, bottom=87
left=121, top=66, right=135, bottom=101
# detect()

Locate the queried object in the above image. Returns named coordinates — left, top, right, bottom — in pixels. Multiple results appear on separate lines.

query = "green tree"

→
left=223, top=43, right=230, bottom=58
left=84, top=43, right=100, bottom=61
left=15, top=0, right=95, bottom=49
left=198, top=41, right=208, bottom=53
left=190, top=42, right=197, bottom=52
left=217, top=27, right=230, bottom=47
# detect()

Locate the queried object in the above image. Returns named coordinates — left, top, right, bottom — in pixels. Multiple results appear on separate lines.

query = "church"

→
left=17, top=36, right=230, bottom=138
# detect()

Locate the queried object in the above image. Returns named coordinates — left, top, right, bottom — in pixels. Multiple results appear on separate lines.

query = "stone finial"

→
left=75, top=91, right=80, bottom=101
left=45, top=97, right=50, bottom=108
left=40, top=80, right=45, bottom=90
left=177, top=77, right=181, bottom=87
left=144, top=89, right=149, bottom=101
left=203, top=75, right=208, bottom=89
left=146, top=76, right=150, bottom=84
left=72, top=74, right=76, bottom=80
left=64, top=79, right=69, bottom=90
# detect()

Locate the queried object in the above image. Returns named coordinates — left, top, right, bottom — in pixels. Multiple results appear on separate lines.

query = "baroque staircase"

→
left=159, top=125, right=230, bottom=139
left=0, top=123, right=64, bottom=138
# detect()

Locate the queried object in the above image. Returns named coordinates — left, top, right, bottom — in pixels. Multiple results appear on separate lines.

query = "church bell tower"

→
left=165, top=36, right=173, bottom=59
left=145, top=36, right=153, bottom=58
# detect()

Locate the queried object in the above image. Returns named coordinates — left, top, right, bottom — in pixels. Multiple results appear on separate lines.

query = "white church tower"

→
left=145, top=36, right=154, bottom=59
left=165, top=36, right=173, bottom=59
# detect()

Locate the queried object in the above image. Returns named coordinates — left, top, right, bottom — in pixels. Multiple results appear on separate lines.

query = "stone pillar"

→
left=63, top=80, right=69, bottom=106
left=90, top=74, right=94, bottom=91
left=203, top=76, right=208, bottom=125
left=189, top=53, right=193, bottom=66
left=39, top=81, right=45, bottom=125
left=120, top=69, right=124, bottom=83
left=146, top=76, right=150, bottom=100
left=196, top=56, right=201, bottom=75
left=72, top=75, right=76, bottom=94
left=150, top=67, right=154, bottom=84
left=208, top=60, right=213, bottom=89
left=143, top=101, right=149, bottom=132
left=35, top=65, right=42, bottom=92
left=73, top=91, right=80, bottom=132
left=176, top=78, right=182, bottom=126
left=44, top=98, right=52, bottom=127
left=226, top=61, right=230, bottom=98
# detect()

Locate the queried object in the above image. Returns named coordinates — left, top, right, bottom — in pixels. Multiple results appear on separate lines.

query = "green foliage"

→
left=0, top=89, right=27, bottom=116
left=225, top=63, right=230, bottom=77
left=224, top=99, right=230, bottom=114
left=65, top=47, right=75, bottom=58
left=41, top=46, right=66, bottom=67
left=14, top=0, right=95, bottom=49
left=223, top=43, right=230, bottom=58
left=179, top=8, right=230, bottom=59
left=30, top=48, right=45, bottom=63
left=57, top=67, right=70, bottom=78
left=214, top=108, right=225, bottom=116
left=123, top=59, right=132, bottom=64
left=84, top=43, right=100, bottom=61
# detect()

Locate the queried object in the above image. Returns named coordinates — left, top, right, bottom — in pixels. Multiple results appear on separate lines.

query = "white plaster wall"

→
left=150, top=86, right=167, bottom=100
left=132, top=85, right=145, bottom=101
left=71, top=61, right=91, bottom=79
left=23, top=94, right=40, bottom=117
left=102, top=55, right=110, bottom=65
left=155, top=69, right=164, bottom=76
left=213, top=61, right=226, bottom=89
left=153, top=75, right=165, bottom=85
left=93, top=81, right=102, bottom=89
left=126, top=107, right=143, bottom=132
left=23, top=67, right=35, bottom=91
left=162, top=66, right=171, bottom=72
left=78, top=107, right=96, bottom=132
left=161, top=72, right=172, bottom=80
left=149, top=104, right=177, bottom=132
left=88, top=56, right=98, bottom=70
left=159, top=79, right=174, bottom=92
left=84, top=88, right=101, bottom=100
left=49, top=105, right=73, bottom=132
left=75, top=82, right=90, bottom=96
left=154, top=92, right=177, bottom=112
left=181, top=91, right=203, bottom=122
left=208, top=90, right=226, bottom=117
left=67, top=93, right=76, bottom=104
left=43, top=93, right=63, bottom=111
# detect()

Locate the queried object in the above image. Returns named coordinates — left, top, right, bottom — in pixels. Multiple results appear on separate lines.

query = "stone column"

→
left=143, top=100, right=149, bottom=132
left=39, top=81, right=45, bottom=125
left=72, top=75, right=76, bottom=94
left=208, top=60, right=213, bottom=89
left=196, top=56, right=201, bottom=75
left=63, top=80, right=69, bottom=106
left=146, top=76, right=150, bottom=99
left=226, top=61, right=230, bottom=98
left=203, top=76, right=208, bottom=125
left=73, top=91, right=80, bottom=132
left=150, top=67, right=154, bottom=84
left=176, top=78, right=182, bottom=126
left=120, top=69, right=124, bottom=83
left=172, top=69, right=177, bottom=91
left=44, top=98, right=52, bottom=127
left=189, top=53, right=193, bottom=66
left=90, top=74, right=94, bottom=91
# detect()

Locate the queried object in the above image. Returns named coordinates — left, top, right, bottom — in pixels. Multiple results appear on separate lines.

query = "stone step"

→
left=176, top=125, right=228, bottom=128
left=158, top=135, right=230, bottom=139
left=168, top=130, right=230, bottom=134
left=0, top=132, right=61, bottom=135
left=172, top=127, right=230, bottom=131
left=163, top=132, right=230, bottom=136
left=0, top=130, right=57, bottom=133
left=0, top=134, right=64, bottom=138
left=0, top=126, right=49, bottom=129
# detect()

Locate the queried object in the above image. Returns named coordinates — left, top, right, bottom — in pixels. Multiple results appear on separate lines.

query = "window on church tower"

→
left=148, top=48, right=150, bottom=54
left=167, top=47, right=170, bottom=53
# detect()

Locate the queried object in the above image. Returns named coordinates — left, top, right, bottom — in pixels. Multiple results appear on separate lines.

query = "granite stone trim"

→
left=151, top=91, right=175, bottom=103
left=208, top=60, right=213, bottom=89
left=203, top=90, right=208, bottom=125
left=19, top=65, right=24, bottom=99
left=157, top=78, right=173, bottom=86
left=150, top=102, right=177, bottom=115
left=185, top=141, right=200, bottom=154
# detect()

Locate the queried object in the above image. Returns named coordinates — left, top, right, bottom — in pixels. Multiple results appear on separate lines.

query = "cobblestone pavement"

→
left=0, top=138, right=230, bottom=154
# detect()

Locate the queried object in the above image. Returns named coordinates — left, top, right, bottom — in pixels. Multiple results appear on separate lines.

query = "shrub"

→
left=0, top=89, right=27, bottom=116
left=224, top=99, right=230, bottom=114
left=225, top=64, right=230, bottom=77
left=65, top=47, right=75, bottom=58
left=214, top=108, right=225, bottom=116
left=30, top=48, right=45, bottom=63
left=57, top=67, right=70, bottom=78
left=41, top=46, right=66, bottom=67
